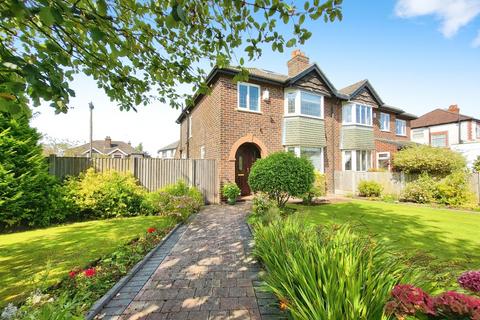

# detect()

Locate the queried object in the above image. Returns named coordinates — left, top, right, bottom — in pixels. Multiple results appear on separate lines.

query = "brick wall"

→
left=324, top=97, right=342, bottom=192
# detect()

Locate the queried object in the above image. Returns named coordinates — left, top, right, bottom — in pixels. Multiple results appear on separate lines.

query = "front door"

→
left=235, top=143, right=260, bottom=196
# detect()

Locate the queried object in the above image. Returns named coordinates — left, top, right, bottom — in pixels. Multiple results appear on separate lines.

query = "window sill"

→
left=342, top=123, right=373, bottom=128
left=237, top=108, right=262, bottom=115
left=380, top=129, right=391, bottom=132
left=396, top=134, right=407, bottom=137
left=284, top=114, right=324, bottom=120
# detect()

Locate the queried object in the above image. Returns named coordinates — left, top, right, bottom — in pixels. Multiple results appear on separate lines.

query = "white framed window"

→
left=395, top=119, right=406, bottom=136
left=342, top=103, right=373, bottom=126
left=284, top=90, right=324, bottom=119
left=200, top=146, right=205, bottom=159
left=285, top=146, right=324, bottom=173
left=412, top=130, right=424, bottom=140
left=342, top=150, right=372, bottom=171
left=188, top=115, right=192, bottom=138
left=380, top=113, right=390, bottom=131
left=377, top=152, right=390, bottom=170
left=238, top=82, right=260, bottom=112
left=431, top=132, right=448, bottom=147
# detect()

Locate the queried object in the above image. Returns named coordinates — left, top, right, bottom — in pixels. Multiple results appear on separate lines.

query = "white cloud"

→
left=395, top=0, right=480, bottom=38
left=473, top=30, right=480, bottom=47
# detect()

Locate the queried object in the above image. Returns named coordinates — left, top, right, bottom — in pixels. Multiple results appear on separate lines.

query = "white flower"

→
left=1, top=303, right=18, bottom=320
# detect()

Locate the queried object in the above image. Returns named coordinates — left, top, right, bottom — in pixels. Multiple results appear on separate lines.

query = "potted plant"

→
left=222, top=183, right=240, bottom=205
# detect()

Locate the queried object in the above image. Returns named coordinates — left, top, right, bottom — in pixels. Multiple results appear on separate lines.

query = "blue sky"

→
left=32, top=0, right=480, bottom=155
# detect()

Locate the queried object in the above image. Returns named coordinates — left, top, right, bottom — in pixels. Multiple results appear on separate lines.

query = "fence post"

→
left=48, top=154, right=56, bottom=175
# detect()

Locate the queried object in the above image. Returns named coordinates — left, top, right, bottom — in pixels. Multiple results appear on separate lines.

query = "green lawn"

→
left=0, top=216, right=175, bottom=306
left=293, top=200, right=480, bottom=289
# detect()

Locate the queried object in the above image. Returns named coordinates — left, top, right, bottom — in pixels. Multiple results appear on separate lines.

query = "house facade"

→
left=411, top=105, right=480, bottom=167
left=176, top=51, right=416, bottom=195
left=157, top=141, right=178, bottom=159
left=68, top=136, right=145, bottom=158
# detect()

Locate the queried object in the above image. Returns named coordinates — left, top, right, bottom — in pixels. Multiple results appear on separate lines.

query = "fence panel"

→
left=334, top=171, right=410, bottom=195
left=47, top=156, right=218, bottom=203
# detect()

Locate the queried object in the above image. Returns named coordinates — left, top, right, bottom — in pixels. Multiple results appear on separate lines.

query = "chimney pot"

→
left=287, top=50, right=310, bottom=77
left=448, top=104, right=459, bottom=113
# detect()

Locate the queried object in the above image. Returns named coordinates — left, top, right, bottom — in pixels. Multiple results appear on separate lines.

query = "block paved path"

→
left=97, top=204, right=285, bottom=320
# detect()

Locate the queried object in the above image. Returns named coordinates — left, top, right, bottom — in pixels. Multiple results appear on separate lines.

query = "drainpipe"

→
left=186, top=111, right=190, bottom=158
left=331, top=102, right=336, bottom=194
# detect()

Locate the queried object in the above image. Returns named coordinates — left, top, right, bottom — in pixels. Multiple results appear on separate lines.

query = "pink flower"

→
left=434, top=291, right=480, bottom=318
left=84, top=267, right=96, bottom=277
left=458, top=271, right=480, bottom=293
left=147, top=227, right=156, bottom=234
left=68, top=271, right=76, bottom=278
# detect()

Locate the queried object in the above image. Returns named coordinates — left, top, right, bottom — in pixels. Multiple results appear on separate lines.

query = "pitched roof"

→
left=158, top=140, right=179, bottom=153
left=224, top=66, right=289, bottom=82
left=68, top=139, right=140, bottom=156
left=339, top=79, right=368, bottom=96
left=411, top=108, right=477, bottom=128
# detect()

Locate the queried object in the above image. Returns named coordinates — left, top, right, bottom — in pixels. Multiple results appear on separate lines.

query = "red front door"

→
left=235, top=143, right=260, bottom=196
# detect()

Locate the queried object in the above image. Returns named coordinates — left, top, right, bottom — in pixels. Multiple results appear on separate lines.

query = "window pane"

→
left=356, top=150, right=361, bottom=171
left=239, top=84, right=248, bottom=109
left=366, top=107, right=371, bottom=125
left=301, top=147, right=323, bottom=172
left=356, top=105, right=361, bottom=124
left=343, top=105, right=352, bottom=123
left=396, top=119, right=406, bottom=135
left=431, top=134, right=447, bottom=147
left=344, top=151, right=352, bottom=170
left=287, top=92, right=296, bottom=113
left=300, top=92, right=321, bottom=117
left=249, top=86, right=259, bottom=111
left=361, top=106, right=366, bottom=124
left=286, top=147, right=296, bottom=154
left=380, top=113, right=390, bottom=130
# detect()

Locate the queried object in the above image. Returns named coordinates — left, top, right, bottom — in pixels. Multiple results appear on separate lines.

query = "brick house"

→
left=176, top=51, right=416, bottom=196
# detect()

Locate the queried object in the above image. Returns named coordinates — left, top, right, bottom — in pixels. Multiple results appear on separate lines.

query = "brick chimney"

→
left=105, top=136, right=112, bottom=148
left=448, top=104, right=459, bottom=113
left=287, top=50, right=310, bottom=77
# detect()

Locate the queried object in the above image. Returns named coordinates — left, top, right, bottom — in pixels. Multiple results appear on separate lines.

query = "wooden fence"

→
left=334, top=171, right=480, bottom=201
left=48, top=156, right=219, bottom=203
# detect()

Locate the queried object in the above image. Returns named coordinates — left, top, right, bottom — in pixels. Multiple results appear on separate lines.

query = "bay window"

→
left=380, top=113, right=390, bottom=131
left=284, top=90, right=323, bottom=118
left=238, top=82, right=260, bottom=112
left=342, top=103, right=373, bottom=126
left=396, top=119, right=406, bottom=136
left=286, top=146, right=324, bottom=172
left=342, top=150, right=372, bottom=171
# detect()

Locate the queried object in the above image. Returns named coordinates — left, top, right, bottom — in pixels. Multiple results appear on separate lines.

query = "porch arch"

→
left=227, top=134, right=268, bottom=161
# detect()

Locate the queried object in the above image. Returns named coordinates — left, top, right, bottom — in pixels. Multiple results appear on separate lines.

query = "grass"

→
left=0, top=215, right=175, bottom=306
left=292, top=199, right=480, bottom=290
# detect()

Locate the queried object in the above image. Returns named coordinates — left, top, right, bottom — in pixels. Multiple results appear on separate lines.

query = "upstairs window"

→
left=396, top=119, right=406, bottom=136
left=342, top=103, right=372, bottom=126
left=300, top=92, right=322, bottom=117
left=380, top=113, right=390, bottom=131
left=238, top=82, right=260, bottom=112
left=284, top=90, right=323, bottom=118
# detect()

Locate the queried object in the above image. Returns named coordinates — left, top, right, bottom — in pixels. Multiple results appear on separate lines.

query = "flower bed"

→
left=1, top=226, right=173, bottom=319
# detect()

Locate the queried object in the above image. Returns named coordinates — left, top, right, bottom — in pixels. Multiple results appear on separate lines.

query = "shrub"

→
left=145, top=180, right=203, bottom=222
left=248, top=152, right=315, bottom=208
left=0, top=110, right=70, bottom=229
left=222, top=183, right=240, bottom=202
left=358, top=180, right=383, bottom=197
left=252, top=193, right=275, bottom=216
left=435, top=171, right=476, bottom=207
left=393, top=145, right=466, bottom=175
left=254, top=218, right=427, bottom=319
left=64, top=168, right=147, bottom=219
left=474, top=156, right=480, bottom=173
left=401, top=173, right=438, bottom=204
left=302, top=171, right=326, bottom=204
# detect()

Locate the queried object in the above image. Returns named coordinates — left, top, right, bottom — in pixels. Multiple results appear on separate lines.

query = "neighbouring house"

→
left=411, top=105, right=480, bottom=167
left=67, top=136, right=146, bottom=158
left=176, top=50, right=416, bottom=195
left=157, top=140, right=178, bottom=159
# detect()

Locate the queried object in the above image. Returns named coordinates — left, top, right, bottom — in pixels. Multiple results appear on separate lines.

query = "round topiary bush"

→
left=248, top=152, right=315, bottom=207
left=358, top=180, right=383, bottom=198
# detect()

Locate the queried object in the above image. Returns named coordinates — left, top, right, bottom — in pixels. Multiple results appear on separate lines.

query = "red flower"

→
left=434, top=291, right=480, bottom=318
left=84, top=267, right=96, bottom=277
left=147, top=227, right=156, bottom=234
left=385, top=284, right=435, bottom=317
left=68, top=271, right=77, bottom=278
left=458, top=270, right=480, bottom=293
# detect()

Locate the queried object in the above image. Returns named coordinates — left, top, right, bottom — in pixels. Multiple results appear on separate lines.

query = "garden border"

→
left=85, top=221, right=183, bottom=320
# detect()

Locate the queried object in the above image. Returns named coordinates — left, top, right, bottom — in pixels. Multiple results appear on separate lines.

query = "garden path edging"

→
left=85, top=220, right=184, bottom=320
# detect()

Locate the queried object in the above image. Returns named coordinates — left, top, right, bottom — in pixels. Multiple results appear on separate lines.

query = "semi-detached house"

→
left=176, top=50, right=416, bottom=196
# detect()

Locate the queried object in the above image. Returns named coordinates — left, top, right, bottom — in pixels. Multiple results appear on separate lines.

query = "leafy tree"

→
left=135, top=142, right=144, bottom=153
left=0, top=0, right=343, bottom=115
left=248, top=152, right=314, bottom=207
left=393, top=145, right=466, bottom=176
left=0, top=109, right=67, bottom=229
left=473, top=156, right=480, bottom=173
left=41, top=134, right=82, bottom=156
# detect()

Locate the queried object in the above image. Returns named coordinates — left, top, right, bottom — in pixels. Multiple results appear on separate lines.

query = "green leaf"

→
left=39, top=6, right=55, bottom=26
left=91, top=28, right=106, bottom=42
left=286, top=38, right=296, bottom=48
left=98, top=0, right=108, bottom=15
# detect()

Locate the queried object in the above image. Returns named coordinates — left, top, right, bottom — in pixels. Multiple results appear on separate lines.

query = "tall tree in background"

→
left=0, top=0, right=343, bottom=115
left=41, top=134, right=83, bottom=156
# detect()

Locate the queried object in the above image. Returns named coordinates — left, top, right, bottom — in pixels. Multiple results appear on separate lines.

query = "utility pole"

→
left=89, top=102, right=94, bottom=158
